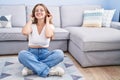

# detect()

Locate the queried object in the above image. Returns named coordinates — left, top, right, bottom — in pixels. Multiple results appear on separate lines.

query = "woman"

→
left=18, top=3, right=64, bottom=77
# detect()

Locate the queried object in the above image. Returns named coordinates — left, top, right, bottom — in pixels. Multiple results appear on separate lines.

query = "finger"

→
left=47, top=14, right=52, bottom=17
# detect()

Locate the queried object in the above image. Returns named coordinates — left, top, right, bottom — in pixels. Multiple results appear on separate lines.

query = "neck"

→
left=38, top=18, right=44, bottom=23
left=37, top=19, right=45, bottom=26
left=37, top=20, right=45, bottom=28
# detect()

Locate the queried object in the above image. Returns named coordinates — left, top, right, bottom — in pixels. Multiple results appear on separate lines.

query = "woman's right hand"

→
left=29, top=15, right=35, bottom=23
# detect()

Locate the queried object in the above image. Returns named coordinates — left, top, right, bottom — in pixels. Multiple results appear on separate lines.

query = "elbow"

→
left=45, top=32, right=54, bottom=38
left=45, top=33, right=54, bottom=38
left=45, top=34, right=52, bottom=38
left=22, top=30, right=29, bottom=36
left=45, top=29, right=54, bottom=38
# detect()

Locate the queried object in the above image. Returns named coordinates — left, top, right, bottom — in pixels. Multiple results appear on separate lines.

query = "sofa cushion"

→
left=66, top=27, right=120, bottom=51
left=0, top=28, right=69, bottom=41
left=0, top=15, right=12, bottom=28
left=82, top=9, right=103, bottom=27
left=0, top=5, right=26, bottom=27
left=61, top=5, right=101, bottom=28
left=53, top=28, right=69, bottom=40
left=26, top=5, right=61, bottom=27
left=102, top=9, right=116, bottom=27
left=110, top=22, right=120, bottom=30
left=0, top=28, right=27, bottom=41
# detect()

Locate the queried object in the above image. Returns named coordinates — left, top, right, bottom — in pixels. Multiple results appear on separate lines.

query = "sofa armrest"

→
left=110, top=21, right=120, bottom=30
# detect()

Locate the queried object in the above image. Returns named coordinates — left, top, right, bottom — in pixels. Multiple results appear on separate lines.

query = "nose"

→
left=38, top=10, right=41, bottom=13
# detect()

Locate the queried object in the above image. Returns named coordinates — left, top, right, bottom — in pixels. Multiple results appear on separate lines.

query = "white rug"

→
left=0, top=55, right=84, bottom=80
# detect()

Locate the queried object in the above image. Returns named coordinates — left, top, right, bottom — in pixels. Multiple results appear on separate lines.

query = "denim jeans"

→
left=18, top=48, right=64, bottom=77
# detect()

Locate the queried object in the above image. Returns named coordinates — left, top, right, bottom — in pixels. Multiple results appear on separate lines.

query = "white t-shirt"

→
left=28, top=24, right=54, bottom=47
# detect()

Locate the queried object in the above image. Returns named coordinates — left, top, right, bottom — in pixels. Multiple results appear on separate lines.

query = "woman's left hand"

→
left=46, top=14, right=52, bottom=23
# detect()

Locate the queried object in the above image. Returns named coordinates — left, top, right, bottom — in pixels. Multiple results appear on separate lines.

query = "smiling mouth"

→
left=37, top=14, right=42, bottom=16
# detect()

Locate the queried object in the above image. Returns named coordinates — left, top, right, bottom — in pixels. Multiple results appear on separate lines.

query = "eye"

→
left=35, top=9, right=45, bottom=12
left=35, top=10, right=39, bottom=12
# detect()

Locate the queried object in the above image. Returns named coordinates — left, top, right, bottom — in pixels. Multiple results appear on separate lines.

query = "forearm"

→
left=22, top=20, right=32, bottom=35
left=45, top=23, right=54, bottom=38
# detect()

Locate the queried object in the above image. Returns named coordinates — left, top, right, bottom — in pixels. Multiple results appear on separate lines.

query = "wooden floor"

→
left=66, top=52, right=120, bottom=80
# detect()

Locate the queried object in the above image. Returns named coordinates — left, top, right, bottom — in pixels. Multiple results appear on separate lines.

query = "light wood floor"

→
left=66, top=52, right=120, bottom=80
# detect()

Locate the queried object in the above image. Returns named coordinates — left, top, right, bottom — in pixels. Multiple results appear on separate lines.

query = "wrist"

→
left=29, top=17, right=34, bottom=22
left=46, top=21, right=49, bottom=24
left=28, top=19, right=33, bottom=24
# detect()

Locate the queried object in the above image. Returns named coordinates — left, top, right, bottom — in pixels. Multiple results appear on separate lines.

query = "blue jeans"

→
left=18, top=48, right=64, bottom=77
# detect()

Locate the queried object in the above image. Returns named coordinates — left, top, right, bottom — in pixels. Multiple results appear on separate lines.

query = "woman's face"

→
left=34, top=5, right=46, bottom=20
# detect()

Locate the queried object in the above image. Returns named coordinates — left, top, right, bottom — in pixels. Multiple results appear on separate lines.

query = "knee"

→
left=54, top=49, right=64, bottom=61
left=18, top=50, right=28, bottom=62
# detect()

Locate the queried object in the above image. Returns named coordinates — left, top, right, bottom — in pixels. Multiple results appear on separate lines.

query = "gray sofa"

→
left=0, top=5, right=120, bottom=67
left=60, top=5, right=120, bottom=67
